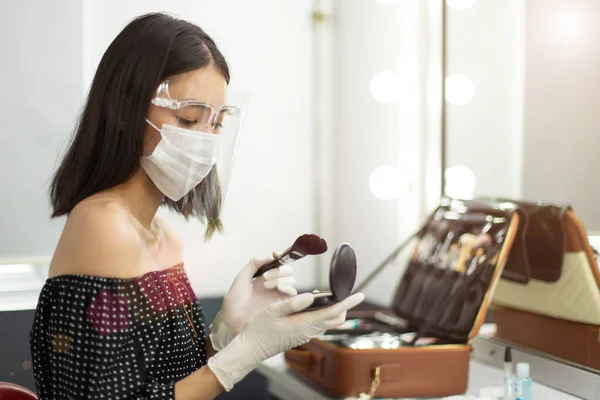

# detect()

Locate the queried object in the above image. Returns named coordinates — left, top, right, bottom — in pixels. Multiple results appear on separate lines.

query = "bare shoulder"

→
left=49, top=198, right=145, bottom=279
left=153, top=215, right=183, bottom=259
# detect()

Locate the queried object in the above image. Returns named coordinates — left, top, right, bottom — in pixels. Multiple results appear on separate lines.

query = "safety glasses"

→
left=151, top=81, right=240, bottom=133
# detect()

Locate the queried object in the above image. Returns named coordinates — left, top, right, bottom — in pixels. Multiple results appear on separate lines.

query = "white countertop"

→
left=257, top=353, right=580, bottom=400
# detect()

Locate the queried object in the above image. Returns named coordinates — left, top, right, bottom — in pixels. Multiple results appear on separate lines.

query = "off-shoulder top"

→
left=29, top=264, right=207, bottom=400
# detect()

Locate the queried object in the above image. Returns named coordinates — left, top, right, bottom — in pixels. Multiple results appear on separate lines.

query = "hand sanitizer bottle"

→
left=513, top=362, right=532, bottom=400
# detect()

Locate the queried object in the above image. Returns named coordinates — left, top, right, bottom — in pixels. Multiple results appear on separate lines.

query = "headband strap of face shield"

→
left=141, top=80, right=249, bottom=218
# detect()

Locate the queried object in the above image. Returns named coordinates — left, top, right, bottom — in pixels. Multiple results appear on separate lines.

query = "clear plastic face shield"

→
left=144, top=80, right=249, bottom=211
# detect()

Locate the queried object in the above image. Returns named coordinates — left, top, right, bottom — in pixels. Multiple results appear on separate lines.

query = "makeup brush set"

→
left=283, top=198, right=524, bottom=399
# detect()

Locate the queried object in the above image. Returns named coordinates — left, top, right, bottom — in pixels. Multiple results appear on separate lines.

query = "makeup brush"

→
left=434, top=229, right=456, bottom=267
left=473, top=233, right=493, bottom=249
left=458, top=233, right=493, bottom=273
left=466, top=249, right=485, bottom=275
left=455, top=233, right=476, bottom=272
left=444, top=243, right=460, bottom=269
left=252, top=234, right=328, bottom=279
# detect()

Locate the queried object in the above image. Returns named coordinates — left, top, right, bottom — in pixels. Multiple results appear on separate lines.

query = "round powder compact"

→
left=305, top=243, right=357, bottom=311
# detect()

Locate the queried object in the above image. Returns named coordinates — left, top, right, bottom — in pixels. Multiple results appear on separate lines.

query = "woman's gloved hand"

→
left=207, top=291, right=365, bottom=391
left=209, top=255, right=298, bottom=351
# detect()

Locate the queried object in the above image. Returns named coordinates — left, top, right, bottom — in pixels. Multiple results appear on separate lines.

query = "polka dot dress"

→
left=29, top=264, right=207, bottom=399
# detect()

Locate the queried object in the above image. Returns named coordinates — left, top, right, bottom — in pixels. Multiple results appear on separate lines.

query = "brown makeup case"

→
left=491, top=202, right=600, bottom=370
left=284, top=198, right=522, bottom=398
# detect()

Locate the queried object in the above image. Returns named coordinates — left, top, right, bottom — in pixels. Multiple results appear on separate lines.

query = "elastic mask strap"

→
left=146, top=118, right=161, bottom=133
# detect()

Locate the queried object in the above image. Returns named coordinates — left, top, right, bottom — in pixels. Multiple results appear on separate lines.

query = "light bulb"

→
left=369, top=166, right=410, bottom=201
left=445, top=74, right=475, bottom=106
left=444, top=165, right=476, bottom=199
left=446, top=0, right=478, bottom=10
left=370, top=71, right=401, bottom=104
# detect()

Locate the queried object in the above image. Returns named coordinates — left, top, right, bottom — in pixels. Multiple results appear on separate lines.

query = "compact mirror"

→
left=305, top=243, right=357, bottom=311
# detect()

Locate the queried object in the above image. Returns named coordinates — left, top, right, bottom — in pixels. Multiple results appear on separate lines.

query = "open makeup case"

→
left=284, top=198, right=523, bottom=398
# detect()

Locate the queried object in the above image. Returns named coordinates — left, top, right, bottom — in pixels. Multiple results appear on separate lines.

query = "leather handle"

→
left=284, top=348, right=323, bottom=377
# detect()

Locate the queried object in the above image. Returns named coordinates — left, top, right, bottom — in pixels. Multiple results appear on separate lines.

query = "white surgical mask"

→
left=141, top=120, right=220, bottom=201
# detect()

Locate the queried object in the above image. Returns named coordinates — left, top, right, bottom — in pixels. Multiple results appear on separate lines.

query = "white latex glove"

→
left=209, top=254, right=298, bottom=351
left=208, top=291, right=365, bottom=391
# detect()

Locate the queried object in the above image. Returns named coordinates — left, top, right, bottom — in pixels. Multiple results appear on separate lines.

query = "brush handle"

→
left=252, top=258, right=284, bottom=279
left=252, top=247, right=307, bottom=279
left=455, top=242, right=474, bottom=272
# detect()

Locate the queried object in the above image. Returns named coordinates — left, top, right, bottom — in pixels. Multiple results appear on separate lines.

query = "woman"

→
left=29, top=12, right=364, bottom=400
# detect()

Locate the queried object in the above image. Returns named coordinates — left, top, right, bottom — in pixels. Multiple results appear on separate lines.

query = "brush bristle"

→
left=293, top=234, right=327, bottom=255
left=473, top=233, right=493, bottom=248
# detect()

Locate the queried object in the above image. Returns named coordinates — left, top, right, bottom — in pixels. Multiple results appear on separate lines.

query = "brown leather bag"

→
left=491, top=204, right=600, bottom=369
left=285, top=198, right=522, bottom=398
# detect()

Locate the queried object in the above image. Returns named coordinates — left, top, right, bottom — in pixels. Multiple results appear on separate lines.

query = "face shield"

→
left=143, top=81, right=249, bottom=211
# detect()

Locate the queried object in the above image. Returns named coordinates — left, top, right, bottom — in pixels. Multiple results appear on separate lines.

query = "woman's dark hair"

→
left=50, top=12, right=229, bottom=239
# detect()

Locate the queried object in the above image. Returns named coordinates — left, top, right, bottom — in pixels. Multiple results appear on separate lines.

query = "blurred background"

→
left=1, top=0, right=599, bottom=397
